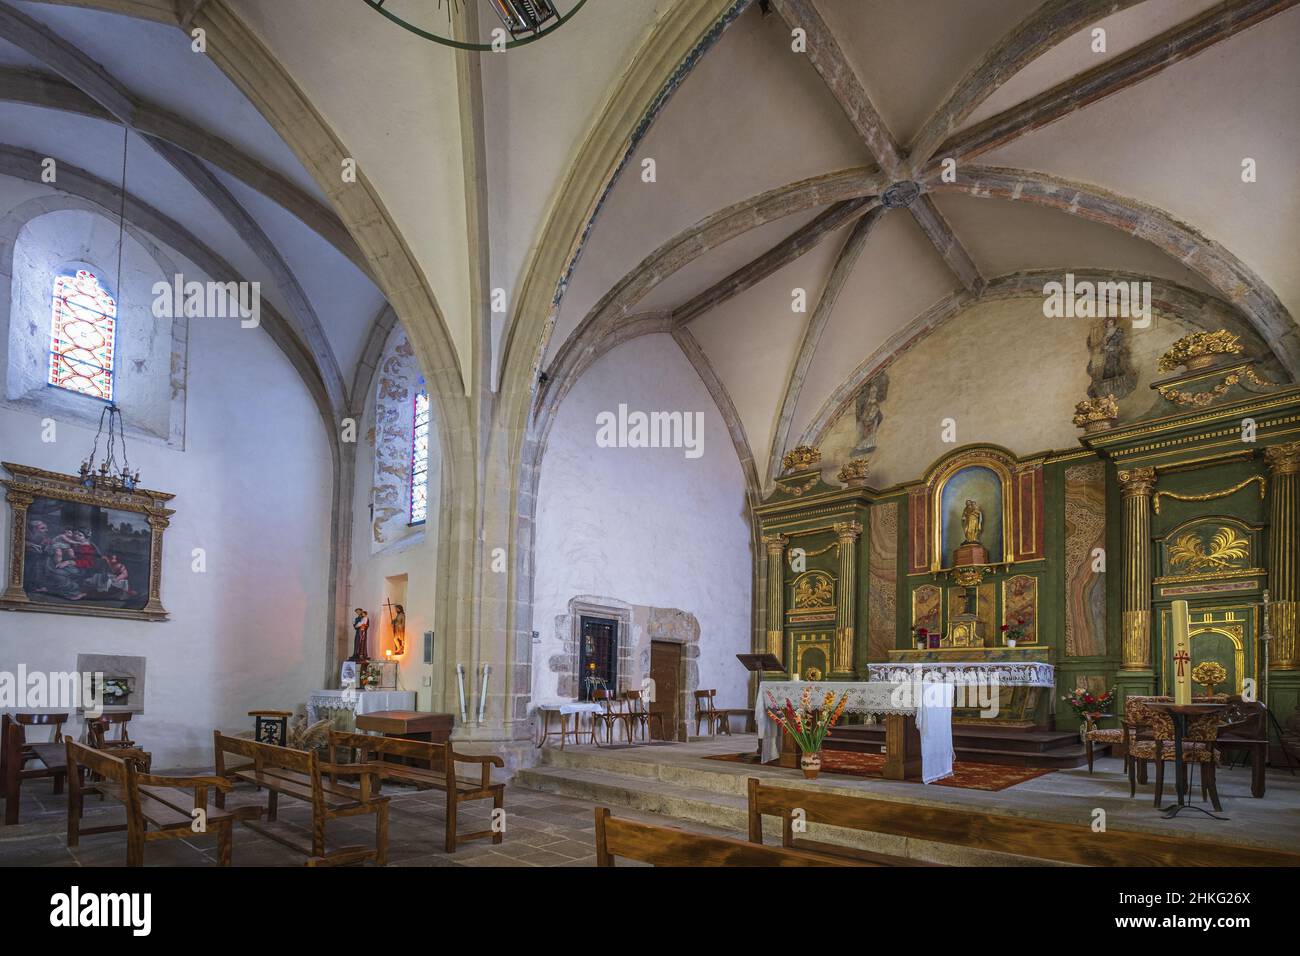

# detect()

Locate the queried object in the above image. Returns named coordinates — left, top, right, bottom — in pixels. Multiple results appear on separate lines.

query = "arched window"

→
left=48, top=269, right=116, bottom=400
left=410, top=380, right=430, bottom=524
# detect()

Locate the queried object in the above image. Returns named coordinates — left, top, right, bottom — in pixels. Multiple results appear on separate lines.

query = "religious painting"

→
left=938, top=465, right=1003, bottom=568
left=1, top=462, right=172, bottom=621
left=1064, top=461, right=1107, bottom=656
left=1002, top=574, right=1038, bottom=644
left=911, top=584, right=941, bottom=642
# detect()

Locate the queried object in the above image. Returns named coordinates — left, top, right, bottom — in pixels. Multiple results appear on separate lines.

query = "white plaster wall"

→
left=0, top=180, right=333, bottom=769
left=532, top=334, right=751, bottom=711
left=347, top=327, right=442, bottom=711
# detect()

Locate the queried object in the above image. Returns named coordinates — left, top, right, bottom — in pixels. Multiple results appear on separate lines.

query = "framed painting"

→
left=2, top=462, right=173, bottom=621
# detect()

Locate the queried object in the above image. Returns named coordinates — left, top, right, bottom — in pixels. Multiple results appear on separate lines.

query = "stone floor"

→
left=0, top=775, right=738, bottom=867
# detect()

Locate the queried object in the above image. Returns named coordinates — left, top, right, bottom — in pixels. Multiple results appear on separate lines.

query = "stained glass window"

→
left=48, top=269, right=116, bottom=400
left=410, top=381, right=430, bottom=524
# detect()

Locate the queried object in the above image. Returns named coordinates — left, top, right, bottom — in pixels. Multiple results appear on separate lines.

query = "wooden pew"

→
left=2, top=713, right=69, bottom=825
left=213, top=731, right=389, bottom=867
left=594, top=807, right=859, bottom=866
left=746, top=777, right=1300, bottom=867
left=327, top=730, right=504, bottom=853
left=65, top=741, right=248, bottom=865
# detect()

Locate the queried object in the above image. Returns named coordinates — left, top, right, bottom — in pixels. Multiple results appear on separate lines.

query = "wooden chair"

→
left=328, top=731, right=504, bottom=853
left=694, top=689, right=722, bottom=736
left=594, top=806, right=856, bottom=867
left=1130, top=708, right=1223, bottom=812
left=86, top=714, right=151, bottom=771
left=592, top=689, right=629, bottom=745
left=1216, top=697, right=1268, bottom=798
left=213, top=732, right=389, bottom=866
left=622, top=690, right=663, bottom=742
left=65, top=740, right=248, bottom=866
left=1124, top=695, right=1225, bottom=790
left=2, top=712, right=69, bottom=825
left=746, top=778, right=1300, bottom=866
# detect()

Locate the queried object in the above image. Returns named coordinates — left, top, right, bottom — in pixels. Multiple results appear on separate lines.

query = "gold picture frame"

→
left=2, top=462, right=174, bottom=621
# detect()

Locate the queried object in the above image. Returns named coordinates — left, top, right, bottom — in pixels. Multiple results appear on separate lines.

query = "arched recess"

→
left=794, top=270, right=1289, bottom=456
left=927, top=166, right=1300, bottom=377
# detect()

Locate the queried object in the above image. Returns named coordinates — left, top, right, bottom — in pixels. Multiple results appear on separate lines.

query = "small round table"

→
left=1146, top=701, right=1228, bottom=820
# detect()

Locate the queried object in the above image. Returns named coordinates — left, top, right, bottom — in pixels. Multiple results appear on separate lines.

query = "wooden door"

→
left=650, top=641, right=681, bottom=741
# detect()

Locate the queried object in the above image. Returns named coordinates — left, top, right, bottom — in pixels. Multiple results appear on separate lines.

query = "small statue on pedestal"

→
left=349, top=608, right=370, bottom=662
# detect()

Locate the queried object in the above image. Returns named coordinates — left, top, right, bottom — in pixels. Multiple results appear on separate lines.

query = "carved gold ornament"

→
left=1157, top=330, right=1244, bottom=373
left=1191, top=660, right=1227, bottom=696
left=836, top=457, right=870, bottom=487
left=1167, top=527, right=1250, bottom=574
left=1072, top=394, right=1119, bottom=429
left=782, top=445, right=822, bottom=473
left=1152, top=475, right=1266, bottom=513
left=953, top=566, right=985, bottom=587
left=792, top=572, right=834, bottom=610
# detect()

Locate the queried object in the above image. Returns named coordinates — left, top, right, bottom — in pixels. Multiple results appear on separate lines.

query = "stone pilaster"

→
left=1118, top=467, right=1157, bottom=670
left=1265, top=442, right=1300, bottom=669
left=763, top=533, right=788, bottom=666
left=833, top=520, right=862, bottom=675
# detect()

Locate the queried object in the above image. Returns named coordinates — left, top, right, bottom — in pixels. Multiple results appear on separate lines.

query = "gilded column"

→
left=1118, top=468, right=1157, bottom=670
left=3, top=489, right=33, bottom=603
left=763, top=533, right=788, bottom=666
left=1265, top=442, right=1300, bottom=669
left=833, top=520, right=862, bottom=674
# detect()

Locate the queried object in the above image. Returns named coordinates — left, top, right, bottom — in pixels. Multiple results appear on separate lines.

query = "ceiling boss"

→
left=362, top=0, right=588, bottom=51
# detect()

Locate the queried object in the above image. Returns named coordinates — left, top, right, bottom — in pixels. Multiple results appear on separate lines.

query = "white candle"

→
left=1171, top=600, right=1192, bottom=706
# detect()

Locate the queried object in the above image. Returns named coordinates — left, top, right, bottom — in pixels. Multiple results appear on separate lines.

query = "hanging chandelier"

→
left=363, top=0, right=587, bottom=51
left=78, top=402, right=141, bottom=493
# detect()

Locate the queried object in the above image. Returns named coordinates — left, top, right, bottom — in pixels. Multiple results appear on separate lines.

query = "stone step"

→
left=513, top=758, right=1048, bottom=866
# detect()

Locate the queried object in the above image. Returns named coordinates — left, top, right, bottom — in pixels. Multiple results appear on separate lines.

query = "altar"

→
left=758, top=680, right=954, bottom=783
left=306, top=689, right=416, bottom=727
left=869, top=650, right=1055, bottom=727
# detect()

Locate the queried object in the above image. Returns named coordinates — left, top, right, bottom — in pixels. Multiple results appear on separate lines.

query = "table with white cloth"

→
left=306, top=689, right=416, bottom=728
left=757, top=680, right=955, bottom=783
left=534, top=702, right=603, bottom=748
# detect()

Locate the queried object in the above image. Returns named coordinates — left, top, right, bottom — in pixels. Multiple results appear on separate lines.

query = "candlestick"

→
left=1171, top=599, right=1192, bottom=705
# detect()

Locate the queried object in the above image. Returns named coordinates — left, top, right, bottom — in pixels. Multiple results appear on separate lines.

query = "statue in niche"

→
left=350, top=608, right=370, bottom=662
left=851, top=373, right=889, bottom=458
left=960, top=499, right=983, bottom=545
left=391, top=603, right=406, bottom=656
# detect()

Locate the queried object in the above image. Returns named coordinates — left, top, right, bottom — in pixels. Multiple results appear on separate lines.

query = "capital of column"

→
left=1118, top=467, right=1157, bottom=498
left=1264, top=441, right=1300, bottom=476
left=833, top=520, right=862, bottom=543
left=762, top=532, right=789, bottom=555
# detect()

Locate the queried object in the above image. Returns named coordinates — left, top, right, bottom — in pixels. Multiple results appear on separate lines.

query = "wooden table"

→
left=535, top=703, right=601, bottom=748
left=1146, top=701, right=1228, bottom=820
left=354, top=710, right=453, bottom=744
left=776, top=713, right=921, bottom=781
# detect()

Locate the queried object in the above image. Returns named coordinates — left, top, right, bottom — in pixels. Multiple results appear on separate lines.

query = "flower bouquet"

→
left=1061, top=686, right=1116, bottom=734
left=1000, top=617, right=1028, bottom=647
left=764, top=685, right=849, bottom=779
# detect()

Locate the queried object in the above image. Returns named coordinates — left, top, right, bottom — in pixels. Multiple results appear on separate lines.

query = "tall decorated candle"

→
left=1171, top=599, right=1193, bottom=706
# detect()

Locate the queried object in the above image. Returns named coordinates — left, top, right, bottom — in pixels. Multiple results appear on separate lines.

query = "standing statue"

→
left=391, top=603, right=407, bottom=656
left=350, top=608, right=370, bottom=662
left=960, top=499, right=983, bottom=545
left=850, top=373, right=889, bottom=458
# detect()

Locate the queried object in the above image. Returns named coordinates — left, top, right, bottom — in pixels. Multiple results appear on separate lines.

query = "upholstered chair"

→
left=1128, top=705, right=1224, bottom=811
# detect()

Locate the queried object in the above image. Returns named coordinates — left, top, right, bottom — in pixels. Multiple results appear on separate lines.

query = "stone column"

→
left=833, top=520, right=862, bottom=675
left=763, top=533, right=788, bottom=667
left=1118, top=467, right=1157, bottom=670
left=1265, top=442, right=1300, bottom=669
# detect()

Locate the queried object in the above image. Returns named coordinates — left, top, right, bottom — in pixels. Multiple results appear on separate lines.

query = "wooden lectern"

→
left=738, top=654, right=783, bottom=761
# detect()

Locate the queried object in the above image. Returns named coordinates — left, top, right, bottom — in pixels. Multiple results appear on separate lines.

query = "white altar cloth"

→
left=306, top=689, right=416, bottom=724
left=866, top=661, right=1055, bottom=687
left=757, top=680, right=954, bottom=783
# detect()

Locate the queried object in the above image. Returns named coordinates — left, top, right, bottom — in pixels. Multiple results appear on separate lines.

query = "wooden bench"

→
left=594, top=807, right=858, bottom=866
left=746, top=778, right=1300, bottom=867
left=65, top=741, right=249, bottom=865
left=2, top=713, right=68, bottom=825
left=328, top=730, right=504, bottom=853
left=214, top=732, right=389, bottom=867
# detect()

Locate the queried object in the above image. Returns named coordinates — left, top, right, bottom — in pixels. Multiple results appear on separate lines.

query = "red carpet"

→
left=705, top=750, right=1053, bottom=792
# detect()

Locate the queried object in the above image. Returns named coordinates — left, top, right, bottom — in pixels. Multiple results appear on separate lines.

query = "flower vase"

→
left=800, top=751, right=821, bottom=779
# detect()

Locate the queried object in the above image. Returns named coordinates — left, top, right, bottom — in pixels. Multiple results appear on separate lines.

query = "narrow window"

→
left=410, top=381, right=430, bottom=524
left=48, top=269, right=116, bottom=400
